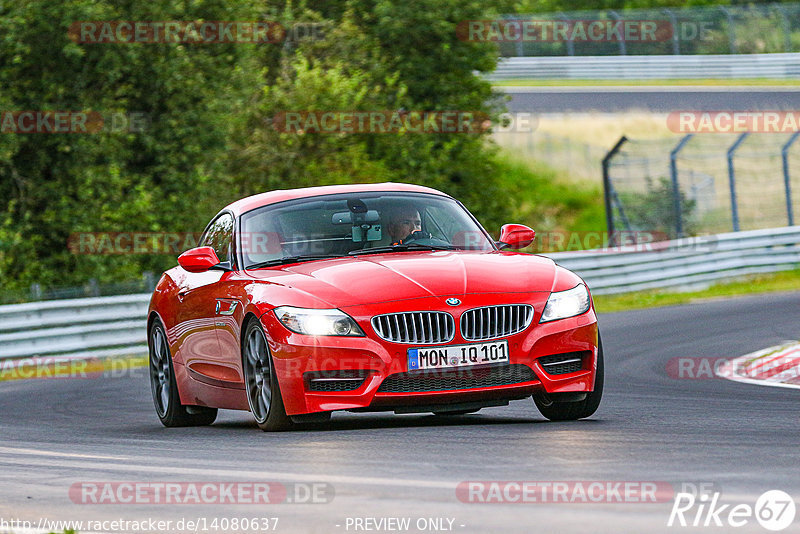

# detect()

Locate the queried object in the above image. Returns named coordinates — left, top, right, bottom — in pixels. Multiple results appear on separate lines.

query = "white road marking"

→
left=0, top=453, right=457, bottom=489
left=0, top=446, right=131, bottom=461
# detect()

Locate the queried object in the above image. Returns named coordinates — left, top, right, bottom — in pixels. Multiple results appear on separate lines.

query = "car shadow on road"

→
left=209, top=413, right=605, bottom=433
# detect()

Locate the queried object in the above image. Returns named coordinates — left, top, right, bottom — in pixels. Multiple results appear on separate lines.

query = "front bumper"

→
left=261, top=294, right=599, bottom=416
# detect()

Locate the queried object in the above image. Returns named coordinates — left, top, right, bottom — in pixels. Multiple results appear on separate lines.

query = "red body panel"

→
left=148, top=183, right=600, bottom=416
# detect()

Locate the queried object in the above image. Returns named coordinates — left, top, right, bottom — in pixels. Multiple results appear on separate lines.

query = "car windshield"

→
left=239, top=192, right=495, bottom=268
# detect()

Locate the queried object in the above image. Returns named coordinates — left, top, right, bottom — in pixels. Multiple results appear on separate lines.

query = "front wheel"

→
left=243, top=319, right=293, bottom=432
left=149, top=320, right=217, bottom=427
left=534, top=335, right=604, bottom=421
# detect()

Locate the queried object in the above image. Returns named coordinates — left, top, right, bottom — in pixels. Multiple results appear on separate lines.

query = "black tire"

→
left=534, top=335, right=604, bottom=421
left=242, top=319, right=294, bottom=432
left=149, top=320, right=217, bottom=427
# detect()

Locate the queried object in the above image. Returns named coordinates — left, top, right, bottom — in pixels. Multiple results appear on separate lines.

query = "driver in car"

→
left=385, top=207, right=428, bottom=245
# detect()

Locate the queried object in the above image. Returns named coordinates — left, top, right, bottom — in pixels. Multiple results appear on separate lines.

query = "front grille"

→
left=372, top=311, right=455, bottom=344
left=377, top=364, right=537, bottom=393
left=460, top=304, right=534, bottom=341
left=538, top=352, right=587, bottom=375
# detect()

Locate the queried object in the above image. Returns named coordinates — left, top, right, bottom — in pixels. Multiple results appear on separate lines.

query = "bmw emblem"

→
left=446, top=298, right=461, bottom=306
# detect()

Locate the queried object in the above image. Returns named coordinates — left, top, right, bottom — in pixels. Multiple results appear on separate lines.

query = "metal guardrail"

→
left=546, top=226, right=800, bottom=294
left=487, top=53, right=800, bottom=80
left=1, top=226, right=797, bottom=361
left=0, top=294, right=150, bottom=361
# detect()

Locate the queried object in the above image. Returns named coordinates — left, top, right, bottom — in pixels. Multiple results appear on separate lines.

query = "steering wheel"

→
left=402, top=230, right=432, bottom=243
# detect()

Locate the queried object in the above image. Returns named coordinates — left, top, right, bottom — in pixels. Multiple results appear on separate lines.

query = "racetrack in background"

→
left=504, top=86, right=800, bottom=112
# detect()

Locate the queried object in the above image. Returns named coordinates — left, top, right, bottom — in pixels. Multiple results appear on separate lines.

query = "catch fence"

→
left=603, top=134, right=800, bottom=243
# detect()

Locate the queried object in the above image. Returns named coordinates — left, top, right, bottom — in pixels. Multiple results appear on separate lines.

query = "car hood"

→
left=245, top=251, right=557, bottom=308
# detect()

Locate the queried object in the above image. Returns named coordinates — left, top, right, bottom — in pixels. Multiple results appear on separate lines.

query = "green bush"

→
left=1, top=0, right=609, bottom=293
left=617, top=177, right=697, bottom=239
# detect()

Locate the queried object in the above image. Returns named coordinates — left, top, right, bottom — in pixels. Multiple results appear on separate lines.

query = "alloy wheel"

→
left=245, top=327, right=272, bottom=422
left=149, top=327, right=171, bottom=417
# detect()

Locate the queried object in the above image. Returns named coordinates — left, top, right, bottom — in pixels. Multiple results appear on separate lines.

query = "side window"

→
left=200, top=213, right=234, bottom=264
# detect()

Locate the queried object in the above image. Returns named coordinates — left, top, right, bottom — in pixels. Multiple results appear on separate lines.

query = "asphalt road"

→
left=504, top=86, right=800, bottom=112
left=1, top=291, right=799, bottom=534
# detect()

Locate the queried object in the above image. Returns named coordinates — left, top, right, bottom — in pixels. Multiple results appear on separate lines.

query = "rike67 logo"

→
left=668, top=490, right=796, bottom=531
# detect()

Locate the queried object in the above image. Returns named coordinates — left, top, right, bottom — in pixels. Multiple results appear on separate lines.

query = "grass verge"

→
left=593, top=269, right=800, bottom=313
left=493, top=153, right=606, bottom=235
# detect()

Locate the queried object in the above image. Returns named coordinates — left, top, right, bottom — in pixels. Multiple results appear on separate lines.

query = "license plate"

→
left=407, top=340, right=509, bottom=371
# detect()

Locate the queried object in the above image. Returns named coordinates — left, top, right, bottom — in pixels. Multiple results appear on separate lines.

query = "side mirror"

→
left=498, top=224, right=535, bottom=250
left=178, top=246, right=224, bottom=273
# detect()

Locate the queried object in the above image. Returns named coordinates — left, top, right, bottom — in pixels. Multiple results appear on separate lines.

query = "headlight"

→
left=273, top=306, right=365, bottom=336
left=539, top=284, right=590, bottom=323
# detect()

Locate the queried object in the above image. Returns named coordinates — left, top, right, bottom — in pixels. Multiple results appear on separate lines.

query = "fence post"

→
left=727, top=133, right=748, bottom=232
left=718, top=6, right=737, bottom=54
left=782, top=132, right=799, bottom=226
left=669, top=134, right=693, bottom=238
left=609, top=11, right=627, bottom=55
left=602, top=136, right=628, bottom=247
left=663, top=9, right=680, bottom=55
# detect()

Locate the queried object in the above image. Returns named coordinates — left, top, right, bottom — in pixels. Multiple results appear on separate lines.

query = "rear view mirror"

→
left=498, top=224, right=535, bottom=250
left=331, top=210, right=380, bottom=224
left=331, top=210, right=382, bottom=242
left=178, top=246, right=222, bottom=273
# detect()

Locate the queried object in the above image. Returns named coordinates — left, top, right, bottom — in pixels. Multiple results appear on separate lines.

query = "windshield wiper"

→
left=348, top=243, right=455, bottom=256
left=246, top=254, right=343, bottom=269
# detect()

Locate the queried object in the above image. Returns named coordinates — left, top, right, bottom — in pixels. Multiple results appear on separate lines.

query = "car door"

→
left=173, top=213, right=234, bottom=386
left=211, top=213, right=245, bottom=384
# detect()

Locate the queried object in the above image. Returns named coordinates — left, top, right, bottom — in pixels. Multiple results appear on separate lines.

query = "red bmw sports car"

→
left=148, top=183, right=603, bottom=431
